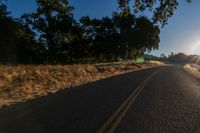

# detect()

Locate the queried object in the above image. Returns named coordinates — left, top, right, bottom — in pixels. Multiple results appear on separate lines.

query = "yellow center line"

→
left=97, top=68, right=163, bottom=133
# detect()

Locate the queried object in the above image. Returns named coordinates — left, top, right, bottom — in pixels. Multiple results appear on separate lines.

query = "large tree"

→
left=118, top=0, right=192, bottom=26
left=0, top=0, right=9, bottom=18
left=79, top=16, right=120, bottom=61
left=113, top=1, right=160, bottom=57
left=21, top=0, right=75, bottom=63
left=132, top=16, right=160, bottom=52
left=0, top=1, right=36, bottom=64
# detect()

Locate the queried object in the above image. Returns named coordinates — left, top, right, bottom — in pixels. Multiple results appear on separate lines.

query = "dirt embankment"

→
left=0, top=61, right=163, bottom=107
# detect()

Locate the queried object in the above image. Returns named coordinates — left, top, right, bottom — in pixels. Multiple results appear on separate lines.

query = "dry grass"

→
left=147, top=60, right=165, bottom=65
left=183, top=64, right=200, bottom=79
left=0, top=61, right=161, bottom=107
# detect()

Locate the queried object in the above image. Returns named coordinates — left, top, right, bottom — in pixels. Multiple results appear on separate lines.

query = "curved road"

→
left=0, top=65, right=200, bottom=133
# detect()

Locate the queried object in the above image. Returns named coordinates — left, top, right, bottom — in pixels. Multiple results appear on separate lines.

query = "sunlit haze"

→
left=191, top=42, right=200, bottom=55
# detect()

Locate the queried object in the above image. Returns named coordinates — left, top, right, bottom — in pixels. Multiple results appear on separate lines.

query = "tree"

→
left=118, top=0, right=192, bottom=26
left=0, top=1, right=36, bottom=64
left=21, top=0, right=75, bottom=63
left=160, top=53, right=166, bottom=58
left=0, top=0, right=9, bottom=18
left=168, top=52, right=189, bottom=63
left=133, top=16, right=160, bottom=52
left=113, top=1, right=160, bottom=58
left=79, top=16, right=120, bottom=62
left=91, top=17, right=116, bottom=55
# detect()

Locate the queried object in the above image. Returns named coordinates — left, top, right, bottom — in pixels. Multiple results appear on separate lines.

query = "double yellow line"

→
left=97, top=68, right=163, bottom=133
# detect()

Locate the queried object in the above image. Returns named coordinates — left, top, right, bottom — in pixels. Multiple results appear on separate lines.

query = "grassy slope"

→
left=0, top=61, right=162, bottom=107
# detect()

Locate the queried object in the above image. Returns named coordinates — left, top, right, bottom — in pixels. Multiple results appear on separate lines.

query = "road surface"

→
left=0, top=65, right=200, bottom=133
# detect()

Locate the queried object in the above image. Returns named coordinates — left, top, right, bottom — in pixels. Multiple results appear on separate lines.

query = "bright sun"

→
left=191, top=43, right=200, bottom=55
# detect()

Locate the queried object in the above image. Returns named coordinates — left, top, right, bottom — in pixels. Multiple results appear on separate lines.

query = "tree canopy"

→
left=118, top=0, right=192, bottom=26
left=0, top=0, right=192, bottom=64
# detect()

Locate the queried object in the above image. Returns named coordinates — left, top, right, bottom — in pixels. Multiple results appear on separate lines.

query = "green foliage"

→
left=133, top=0, right=192, bottom=26
left=2, top=0, right=190, bottom=64
left=113, top=11, right=160, bottom=55
left=21, top=0, right=75, bottom=63
left=118, top=0, right=131, bottom=17
left=0, top=0, right=9, bottom=18
left=0, top=1, right=36, bottom=64
left=0, top=18, right=37, bottom=63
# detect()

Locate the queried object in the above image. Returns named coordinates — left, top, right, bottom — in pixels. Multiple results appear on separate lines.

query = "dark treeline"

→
left=167, top=53, right=200, bottom=64
left=1, top=0, right=161, bottom=64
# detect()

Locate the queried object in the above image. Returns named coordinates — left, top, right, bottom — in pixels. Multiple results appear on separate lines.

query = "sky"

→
left=6, top=0, right=200, bottom=56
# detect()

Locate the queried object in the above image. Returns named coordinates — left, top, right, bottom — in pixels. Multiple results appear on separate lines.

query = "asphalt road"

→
left=0, top=65, right=200, bottom=133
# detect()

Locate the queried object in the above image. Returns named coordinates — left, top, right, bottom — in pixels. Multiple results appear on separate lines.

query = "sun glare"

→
left=191, top=43, right=200, bottom=55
